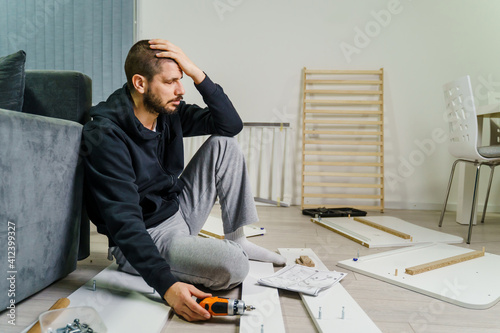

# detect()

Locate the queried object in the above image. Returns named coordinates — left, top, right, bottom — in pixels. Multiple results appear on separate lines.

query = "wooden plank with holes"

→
left=301, top=68, right=384, bottom=212
left=353, top=217, right=411, bottom=239
left=405, top=248, right=485, bottom=275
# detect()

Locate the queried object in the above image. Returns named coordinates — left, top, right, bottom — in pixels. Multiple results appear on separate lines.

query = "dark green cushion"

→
left=0, top=50, right=26, bottom=111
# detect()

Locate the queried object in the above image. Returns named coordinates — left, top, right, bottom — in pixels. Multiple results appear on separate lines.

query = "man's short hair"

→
left=124, top=40, right=172, bottom=91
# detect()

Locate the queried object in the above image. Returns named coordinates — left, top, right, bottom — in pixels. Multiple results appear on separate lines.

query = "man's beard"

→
left=143, top=88, right=182, bottom=115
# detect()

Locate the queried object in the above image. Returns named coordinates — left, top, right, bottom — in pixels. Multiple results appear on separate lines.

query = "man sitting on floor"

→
left=82, top=39, right=285, bottom=321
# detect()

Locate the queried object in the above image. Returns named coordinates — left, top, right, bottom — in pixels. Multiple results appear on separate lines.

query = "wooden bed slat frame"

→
left=301, top=68, right=385, bottom=212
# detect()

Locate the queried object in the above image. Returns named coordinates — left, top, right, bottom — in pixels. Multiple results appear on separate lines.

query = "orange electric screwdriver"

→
left=197, top=296, right=255, bottom=316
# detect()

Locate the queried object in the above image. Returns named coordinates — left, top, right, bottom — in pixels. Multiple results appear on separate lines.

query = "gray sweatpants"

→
left=112, top=136, right=257, bottom=290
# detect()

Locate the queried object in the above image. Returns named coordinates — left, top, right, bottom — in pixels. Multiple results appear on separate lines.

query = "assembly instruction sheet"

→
left=258, top=264, right=347, bottom=296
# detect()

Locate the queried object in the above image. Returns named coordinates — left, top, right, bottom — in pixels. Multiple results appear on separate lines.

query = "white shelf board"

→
left=199, top=215, right=266, bottom=239
left=240, top=261, right=286, bottom=333
left=278, top=248, right=381, bottom=333
left=66, top=264, right=171, bottom=332
left=338, top=243, right=500, bottom=309
left=313, top=216, right=463, bottom=248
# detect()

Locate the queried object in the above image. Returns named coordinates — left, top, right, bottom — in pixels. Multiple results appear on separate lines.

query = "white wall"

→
left=137, top=0, right=500, bottom=210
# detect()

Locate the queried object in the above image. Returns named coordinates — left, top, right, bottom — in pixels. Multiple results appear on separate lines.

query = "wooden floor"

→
left=3, top=206, right=500, bottom=333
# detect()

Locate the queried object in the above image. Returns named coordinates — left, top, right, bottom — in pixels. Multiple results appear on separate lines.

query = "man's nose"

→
left=175, top=81, right=185, bottom=96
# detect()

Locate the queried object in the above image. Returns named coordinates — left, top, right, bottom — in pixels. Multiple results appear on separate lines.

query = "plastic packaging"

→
left=39, top=306, right=107, bottom=333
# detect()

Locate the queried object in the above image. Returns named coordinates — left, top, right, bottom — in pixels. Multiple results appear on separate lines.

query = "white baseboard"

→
left=384, top=201, right=500, bottom=213
left=287, top=201, right=500, bottom=213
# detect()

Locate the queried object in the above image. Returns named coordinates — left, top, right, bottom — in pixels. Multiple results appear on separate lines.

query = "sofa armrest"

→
left=22, top=70, right=92, bottom=124
left=0, top=109, right=83, bottom=308
left=22, top=70, right=92, bottom=260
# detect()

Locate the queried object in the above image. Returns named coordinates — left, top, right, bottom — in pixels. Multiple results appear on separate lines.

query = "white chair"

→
left=439, top=75, right=500, bottom=244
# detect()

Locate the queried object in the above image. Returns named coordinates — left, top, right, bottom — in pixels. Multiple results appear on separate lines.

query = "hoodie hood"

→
left=90, top=84, right=160, bottom=141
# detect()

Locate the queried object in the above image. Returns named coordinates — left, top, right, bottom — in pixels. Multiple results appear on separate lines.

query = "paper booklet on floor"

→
left=257, top=264, right=347, bottom=296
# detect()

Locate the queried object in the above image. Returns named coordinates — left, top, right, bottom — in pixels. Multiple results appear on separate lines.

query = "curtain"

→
left=0, top=0, right=134, bottom=104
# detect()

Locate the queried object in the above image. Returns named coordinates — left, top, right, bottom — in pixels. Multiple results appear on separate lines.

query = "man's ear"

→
left=132, top=74, right=147, bottom=94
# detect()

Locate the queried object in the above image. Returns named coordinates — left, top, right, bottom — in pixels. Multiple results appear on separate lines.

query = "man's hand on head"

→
left=149, top=39, right=206, bottom=85
left=164, top=282, right=213, bottom=322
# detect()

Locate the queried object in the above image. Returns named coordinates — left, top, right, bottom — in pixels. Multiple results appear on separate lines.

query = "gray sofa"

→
left=0, top=70, right=92, bottom=309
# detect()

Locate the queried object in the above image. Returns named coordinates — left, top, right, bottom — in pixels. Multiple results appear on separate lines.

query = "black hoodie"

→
left=82, top=75, right=243, bottom=298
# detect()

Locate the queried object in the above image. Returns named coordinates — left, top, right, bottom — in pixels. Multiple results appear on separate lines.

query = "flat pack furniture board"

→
left=301, top=68, right=384, bottom=212
left=312, top=216, right=463, bottom=248
left=337, top=243, right=500, bottom=309
left=199, top=215, right=266, bottom=239
left=240, top=261, right=286, bottom=333
left=22, top=264, right=172, bottom=333
left=165, top=261, right=285, bottom=332
left=278, top=248, right=381, bottom=333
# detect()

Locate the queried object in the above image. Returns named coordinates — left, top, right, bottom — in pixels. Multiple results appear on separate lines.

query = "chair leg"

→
left=467, top=163, right=482, bottom=244
left=481, top=165, right=495, bottom=223
left=439, top=160, right=461, bottom=227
